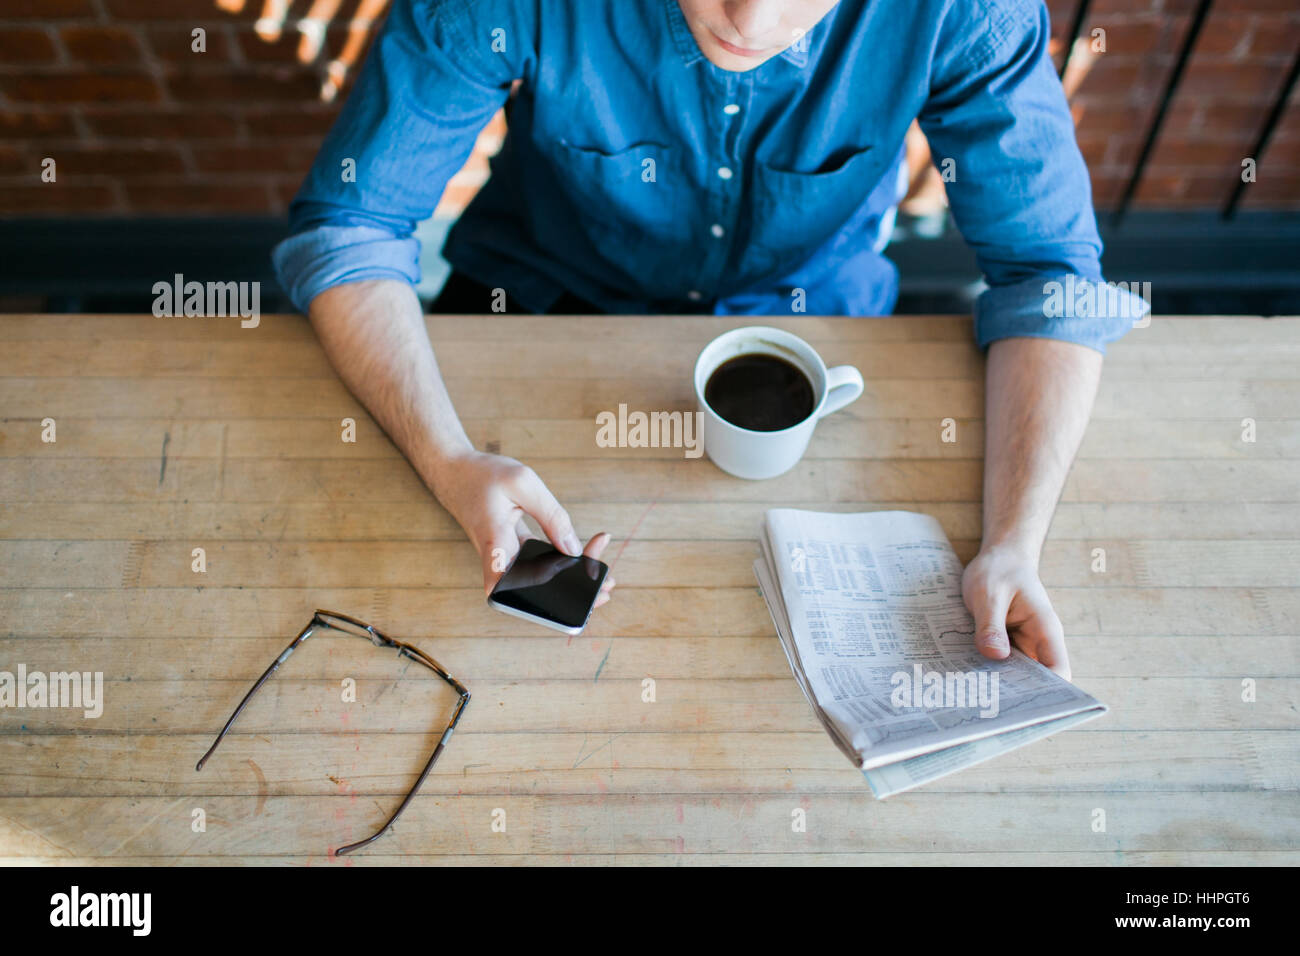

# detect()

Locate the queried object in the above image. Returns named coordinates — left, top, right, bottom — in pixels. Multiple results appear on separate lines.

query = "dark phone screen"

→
left=490, top=539, right=608, bottom=629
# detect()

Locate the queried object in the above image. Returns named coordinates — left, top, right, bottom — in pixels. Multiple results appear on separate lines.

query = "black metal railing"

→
left=1056, top=0, right=1299, bottom=224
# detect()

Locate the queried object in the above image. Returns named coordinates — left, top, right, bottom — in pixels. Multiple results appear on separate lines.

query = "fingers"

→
left=963, top=554, right=1073, bottom=680
left=509, top=467, right=583, bottom=556
left=483, top=525, right=619, bottom=609
left=584, top=532, right=617, bottom=607
left=967, top=583, right=1012, bottom=661
left=587, top=532, right=617, bottom=606
left=583, top=531, right=610, bottom=560
left=594, top=568, right=615, bottom=608
left=1017, top=590, right=1072, bottom=681
left=584, top=532, right=610, bottom=580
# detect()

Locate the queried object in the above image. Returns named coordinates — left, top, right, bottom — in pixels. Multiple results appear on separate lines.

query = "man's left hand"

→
left=961, top=545, right=1071, bottom=681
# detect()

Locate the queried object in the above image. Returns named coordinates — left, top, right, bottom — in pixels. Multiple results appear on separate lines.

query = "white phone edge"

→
left=486, top=595, right=588, bottom=636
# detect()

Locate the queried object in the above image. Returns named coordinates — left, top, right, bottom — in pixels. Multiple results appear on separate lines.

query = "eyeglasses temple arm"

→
left=195, top=621, right=316, bottom=772
left=335, top=689, right=470, bottom=856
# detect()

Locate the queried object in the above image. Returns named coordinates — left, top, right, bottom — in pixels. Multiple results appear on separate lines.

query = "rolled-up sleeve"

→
left=919, top=0, right=1149, bottom=353
left=272, top=225, right=422, bottom=313
left=272, top=0, right=529, bottom=314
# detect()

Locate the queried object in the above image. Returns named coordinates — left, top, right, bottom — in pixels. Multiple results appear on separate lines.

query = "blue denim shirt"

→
left=273, top=0, right=1147, bottom=351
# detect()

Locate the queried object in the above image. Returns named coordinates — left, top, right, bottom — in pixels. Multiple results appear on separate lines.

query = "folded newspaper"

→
left=754, top=508, right=1107, bottom=797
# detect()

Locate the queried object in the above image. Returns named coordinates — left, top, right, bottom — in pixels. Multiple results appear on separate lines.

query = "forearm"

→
left=980, top=336, right=1103, bottom=564
left=307, top=278, right=473, bottom=492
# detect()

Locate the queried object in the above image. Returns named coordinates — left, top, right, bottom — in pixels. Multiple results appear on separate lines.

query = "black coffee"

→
left=704, top=353, right=815, bottom=431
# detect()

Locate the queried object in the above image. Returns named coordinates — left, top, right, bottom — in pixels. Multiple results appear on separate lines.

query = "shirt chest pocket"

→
left=748, top=146, right=881, bottom=276
left=550, top=139, right=688, bottom=288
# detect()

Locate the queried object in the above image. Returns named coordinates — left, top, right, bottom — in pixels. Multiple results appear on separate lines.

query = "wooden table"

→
left=1, top=313, right=1296, bottom=865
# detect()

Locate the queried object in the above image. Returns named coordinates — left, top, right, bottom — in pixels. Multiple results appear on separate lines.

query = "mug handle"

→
left=819, top=365, right=865, bottom=418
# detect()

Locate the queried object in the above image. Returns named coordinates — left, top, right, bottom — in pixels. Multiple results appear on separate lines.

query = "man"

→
left=273, top=0, right=1147, bottom=679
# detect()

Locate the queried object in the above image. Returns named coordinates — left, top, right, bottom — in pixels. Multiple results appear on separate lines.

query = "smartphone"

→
left=487, top=538, right=609, bottom=635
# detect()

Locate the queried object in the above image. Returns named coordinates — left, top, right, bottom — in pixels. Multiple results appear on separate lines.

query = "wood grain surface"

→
left=0, top=313, right=1296, bottom=865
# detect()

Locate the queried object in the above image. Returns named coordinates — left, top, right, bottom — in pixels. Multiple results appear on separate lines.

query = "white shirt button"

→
left=717, top=166, right=733, bottom=180
left=723, top=103, right=740, bottom=115
left=687, top=290, right=703, bottom=301
left=710, top=223, right=725, bottom=238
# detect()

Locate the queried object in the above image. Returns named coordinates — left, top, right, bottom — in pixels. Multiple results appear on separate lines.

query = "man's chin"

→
left=703, top=43, right=781, bottom=71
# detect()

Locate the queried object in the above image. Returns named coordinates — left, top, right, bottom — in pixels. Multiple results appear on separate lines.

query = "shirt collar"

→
left=664, top=0, right=814, bottom=69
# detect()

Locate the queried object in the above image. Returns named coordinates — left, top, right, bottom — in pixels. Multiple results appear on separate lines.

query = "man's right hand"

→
left=303, top=281, right=614, bottom=607
left=434, top=450, right=616, bottom=603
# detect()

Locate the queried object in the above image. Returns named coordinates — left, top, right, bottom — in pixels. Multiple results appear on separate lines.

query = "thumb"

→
left=510, top=468, right=582, bottom=557
left=969, top=586, right=1012, bottom=660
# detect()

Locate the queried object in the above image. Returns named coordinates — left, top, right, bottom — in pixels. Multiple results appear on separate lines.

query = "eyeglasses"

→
left=196, top=609, right=470, bottom=856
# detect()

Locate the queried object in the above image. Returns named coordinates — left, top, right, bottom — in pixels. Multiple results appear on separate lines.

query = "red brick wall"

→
left=1050, top=0, right=1300, bottom=208
left=0, top=0, right=1296, bottom=218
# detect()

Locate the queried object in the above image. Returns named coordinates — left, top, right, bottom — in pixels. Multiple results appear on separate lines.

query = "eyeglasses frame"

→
left=195, top=609, right=470, bottom=856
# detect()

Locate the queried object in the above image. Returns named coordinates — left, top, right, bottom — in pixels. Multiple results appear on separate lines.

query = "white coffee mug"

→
left=694, top=326, right=865, bottom=480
